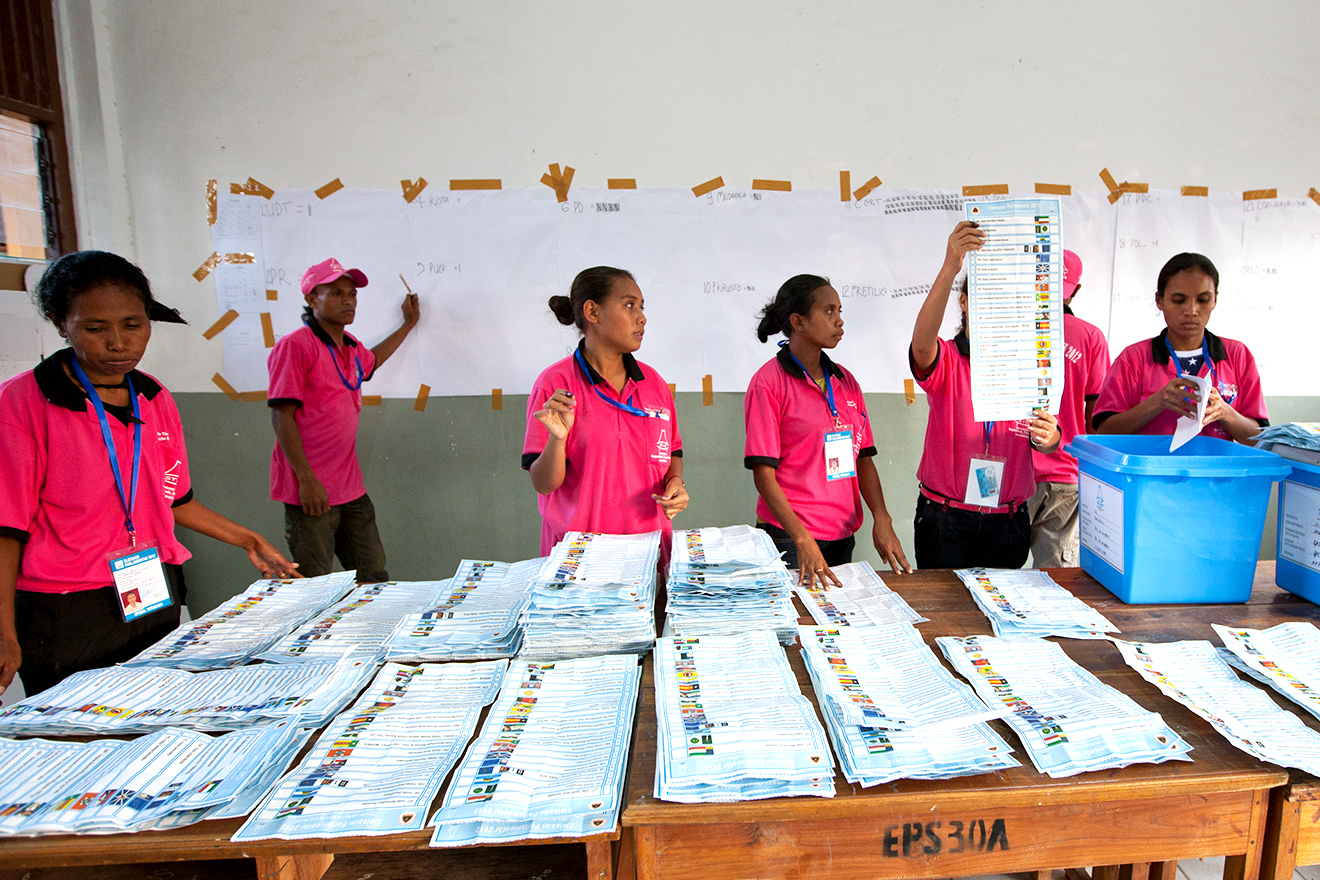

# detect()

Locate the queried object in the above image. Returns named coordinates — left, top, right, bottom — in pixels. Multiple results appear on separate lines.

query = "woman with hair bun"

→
left=744, top=275, right=910, bottom=587
left=522, top=267, right=687, bottom=554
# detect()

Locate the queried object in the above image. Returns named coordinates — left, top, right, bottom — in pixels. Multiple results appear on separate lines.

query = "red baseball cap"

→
left=1063, top=250, right=1082, bottom=297
left=300, top=258, right=369, bottom=296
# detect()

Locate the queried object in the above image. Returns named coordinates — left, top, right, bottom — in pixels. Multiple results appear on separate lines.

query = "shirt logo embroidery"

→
left=157, top=430, right=171, bottom=442
left=163, top=459, right=182, bottom=501
left=653, top=428, right=671, bottom=465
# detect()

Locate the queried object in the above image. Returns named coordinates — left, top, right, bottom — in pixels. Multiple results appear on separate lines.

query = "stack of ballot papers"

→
left=1215, top=622, right=1320, bottom=722
left=1254, top=422, right=1320, bottom=459
left=125, top=571, right=359, bottom=670
left=665, top=525, right=798, bottom=643
left=0, top=720, right=306, bottom=836
left=518, top=532, right=660, bottom=661
left=0, top=656, right=376, bottom=735
left=383, top=560, right=539, bottom=662
left=429, top=654, right=641, bottom=845
left=653, top=631, right=835, bottom=802
left=234, top=661, right=507, bottom=840
left=955, top=568, right=1118, bottom=639
left=257, top=580, right=461, bottom=663
left=1116, top=636, right=1320, bottom=777
left=799, top=624, right=1018, bottom=785
left=937, top=635, right=1191, bottom=777
left=795, top=562, right=926, bottom=629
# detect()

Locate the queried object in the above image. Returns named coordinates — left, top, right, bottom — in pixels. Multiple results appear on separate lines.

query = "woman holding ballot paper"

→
left=910, top=222, right=1061, bottom=570
left=523, top=266, right=688, bottom=555
left=1093, top=252, right=1267, bottom=442
left=744, top=275, right=910, bottom=586
left=0, top=251, right=298, bottom=696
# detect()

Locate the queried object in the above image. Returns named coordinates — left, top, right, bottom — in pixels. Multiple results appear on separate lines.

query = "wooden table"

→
left=622, top=566, right=1296, bottom=880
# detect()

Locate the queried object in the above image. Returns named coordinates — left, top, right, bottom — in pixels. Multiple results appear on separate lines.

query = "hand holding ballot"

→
left=1029, top=410, right=1061, bottom=453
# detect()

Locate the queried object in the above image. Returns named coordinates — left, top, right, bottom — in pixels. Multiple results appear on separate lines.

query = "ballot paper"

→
left=125, top=571, right=360, bottom=670
left=1214, top=622, right=1320, bottom=722
left=0, top=655, right=377, bottom=735
left=799, top=625, right=1017, bottom=785
left=1116, top=637, right=1320, bottom=778
left=795, top=561, right=926, bottom=629
left=666, top=525, right=798, bottom=643
left=1254, top=422, right=1320, bottom=456
left=234, top=661, right=506, bottom=840
left=955, top=568, right=1118, bottom=639
left=383, top=560, right=539, bottom=662
left=937, top=635, right=1191, bottom=777
left=429, top=654, right=641, bottom=845
left=0, top=721, right=307, bottom=836
left=1170, top=374, right=1211, bottom=452
left=519, top=533, right=660, bottom=661
left=653, top=632, right=835, bottom=803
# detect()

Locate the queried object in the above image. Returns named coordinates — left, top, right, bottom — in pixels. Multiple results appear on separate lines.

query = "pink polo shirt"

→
left=522, top=343, right=683, bottom=555
left=911, top=337, right=1037, bottom=508
left=267, top=320, right=377, bottom=506
left=0, top=350, right=193, bottom=594
left=1094, top=330, right=1268, bottom=440
left=1032, top=311, right=1111, bottom=484
left=744, top=348, right=877, bottom=541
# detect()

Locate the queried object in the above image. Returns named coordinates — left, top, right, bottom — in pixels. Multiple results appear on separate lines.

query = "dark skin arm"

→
left=752, top=463, right=840, bottom=588
left=172, top=499, right=299, bottom=578
left=0, top=537, right=20, bottom=690
left=271, top=403, right=329, bottom=515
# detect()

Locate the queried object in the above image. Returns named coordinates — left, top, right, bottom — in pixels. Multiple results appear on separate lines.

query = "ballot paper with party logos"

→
left=955, top=568, right=1118, bottom=639
left=795, top=561, right=926, bottom=630
left=519, top=532, right=660, bottom=661
left=0, top=654, right=377, bottom=736
left=429, top=654, right=641, bottom=845
left=1115, top=636, right=1320, bottom=778
left=1213, top=622, right=1320, bottom=723
left=383, top=560, right=540, bottom=662
left=799, top=624, right=1018, bottom=785
left=666, top=525, right=798, bottom=643
left=124, top=571, right=360, bottom=670
left=937, top=635, right=1191, bottom=777
left=653, top=631, right=835, bottom=803
left=234, top=661, right=507, bottom=840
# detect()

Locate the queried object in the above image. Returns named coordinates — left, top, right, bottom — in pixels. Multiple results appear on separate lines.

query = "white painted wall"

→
left=37, top=0, right=1320, bottom=391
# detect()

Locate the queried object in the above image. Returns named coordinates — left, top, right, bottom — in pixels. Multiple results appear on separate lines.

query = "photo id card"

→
left=824, top=430, right=856, bottom=482
left=108, top=544, right=173, bottom=622
left=964, top=456, right=1006, bottom=508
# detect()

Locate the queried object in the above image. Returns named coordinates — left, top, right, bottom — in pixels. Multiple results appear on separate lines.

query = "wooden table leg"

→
left=1148, top=861, right=1179, bottom=880
left=1224, top=789, right=1270, bottom=880
left=254, top=852, right=335, bottom=880
left=586, top=837, right=614, bottom=880
left=1119, top=863, right=1151, bottom=880
left=1260, top=787, right=1301, bottom=880
left=614, top=827, right=637, bottom=880
left=1093, top=865, right=1121, bottom=880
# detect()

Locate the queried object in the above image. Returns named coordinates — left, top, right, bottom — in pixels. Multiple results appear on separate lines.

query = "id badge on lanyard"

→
left=824, top=430, right=856, bottom=481
left=964, top=421, right=1005, bottom=507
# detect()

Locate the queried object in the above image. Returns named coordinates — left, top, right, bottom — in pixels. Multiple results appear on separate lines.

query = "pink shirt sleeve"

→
left=159, top=387, right=192, bottom=503
left=1228, top=344, right=1268, bottom=422
left=1085, top=327, right=1111, bottom=397
left=267, top=335, right=310, bottom=404
left=1094, top=344, right=1143, bottom=419
left=743, top=371, right=783, bottom=464
left=0, top=380, right=41, bottom=536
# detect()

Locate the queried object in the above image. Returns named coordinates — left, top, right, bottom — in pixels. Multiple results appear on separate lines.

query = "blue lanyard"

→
left=321, top=338, right=365, bottom=391
left=71, top=358, right=142, bottom=545
left=983, top=421, right=993, bottom=452
left=1164, top=336, right=1220, bottom=387
left=780, top=342, right=842, bottom=426
left=573, top=349, right=663, bottom=418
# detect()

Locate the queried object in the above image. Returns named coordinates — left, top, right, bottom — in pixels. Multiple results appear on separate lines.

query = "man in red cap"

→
left=266, top=258, right=420, bottom=581
left=1027, top=249, right=1111, bottom=568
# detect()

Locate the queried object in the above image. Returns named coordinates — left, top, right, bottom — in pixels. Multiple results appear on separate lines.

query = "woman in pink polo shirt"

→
left=744, top=275, right=910, bottom=586
left=523, top=267, right=688, bottom=555
left=910, top=222, right=1061, bottom=569
left=0, top=251, right=297, bottom=695
left=1094, top=252, right=1267, bottom=442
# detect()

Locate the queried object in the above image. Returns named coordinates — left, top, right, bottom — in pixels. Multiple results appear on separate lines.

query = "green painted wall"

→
left=174, top=393, right=1320, bottom=616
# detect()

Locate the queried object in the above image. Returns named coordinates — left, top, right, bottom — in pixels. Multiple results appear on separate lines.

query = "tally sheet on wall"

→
left=210, top=187, right=1320, bottom=398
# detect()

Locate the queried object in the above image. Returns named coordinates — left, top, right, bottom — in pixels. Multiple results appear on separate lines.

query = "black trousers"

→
left=756, top=522, right=856, bottom=570
left=912, top=494, right=1030, bottom=570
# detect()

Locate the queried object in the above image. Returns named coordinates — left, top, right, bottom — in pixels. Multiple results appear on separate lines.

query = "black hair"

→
left=755, top=274, right=831, bottom=343
left=548, top=266, right=635, bottom=333
left=36, top=250, right=185, bottom=325
left=1156, top=253, right=1219, bottom=298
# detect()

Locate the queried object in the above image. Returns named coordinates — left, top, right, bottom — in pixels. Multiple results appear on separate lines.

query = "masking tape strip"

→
left=904, top=378, right=915, bottom=406
left=962, top=184, right=1009, bottom=196
left=548, top=163, right=562, bottom=180
left=492, top=388, right=503, bottom=410
left=315, top=178, right=344, bottom=199
left=1106, top=190, right=1123, bottom=205
left=401, top=177, right=428, bottom=203
left=1035, top=183, right=1071, bottom=195
left=839, top=171, right=850, bottom=202
left=230, top=177, right=275, bottom=199
left=362, top=395, right=383, bottom=406
left=450, top=179, right=502, bottom=190
left=692, top=176, right=724, bottom=198
left=608, top=179, right=637, bottom=189
left=266, top=289, right=278, bottom=301
left=1118, top=182, right=1148, bottom=193
left=202, top=309, right=239, bottom=340
left=414, top=383, right=431, bottom=412
left=752, top=179, right=791, bottom=192
left=260, top=312, right=275, bottom=348
left=224, top=252, right=255, bottom=264
left=206, top=179, right=217, bottom=225
left=852, top=176, right=882, bottom=201
left=702, top=375, right=713, bottom=406
left=193, top=252, right=222, bottom=282
left=1310, top=188, right=1320, bottom=207
left=1181, top=186, right=1209, bottom=197
left=1243, top=188, right=1277, bottom=201
left=559, top=166, right=575, bottom=199
left=211, top=373, right=240, bottom=401
left=238, top=390, right=268, bottom=402
left=1099, top=167, right=1120, bottom=193
left=668, top=383, right=676, bottom=396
